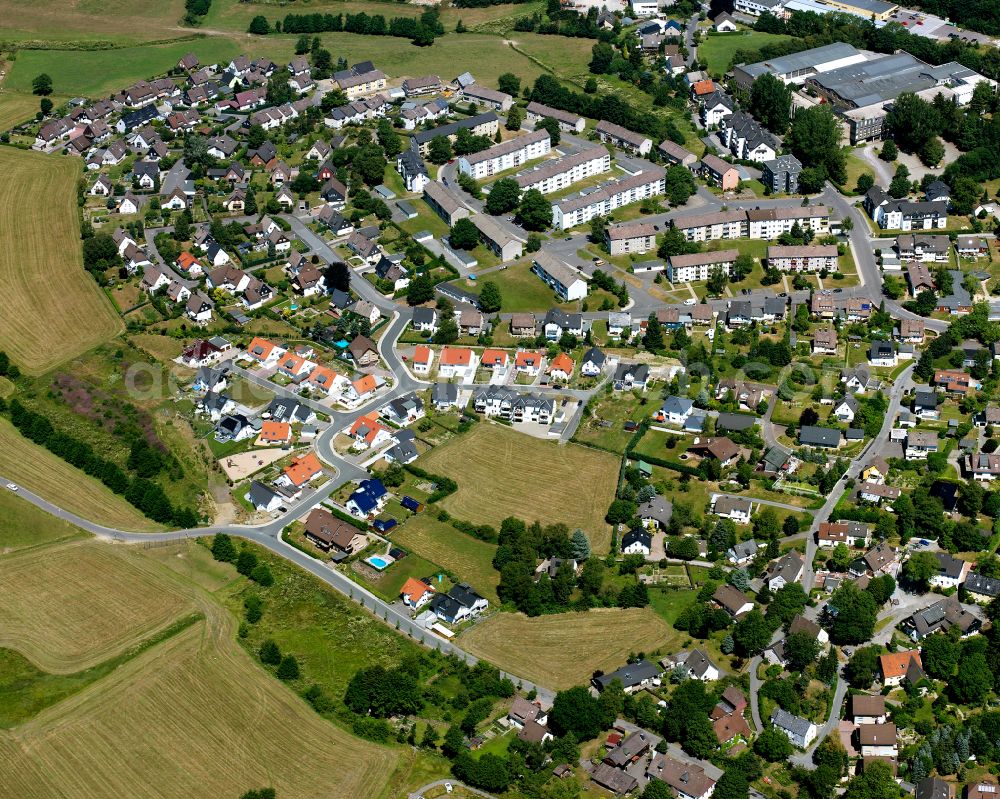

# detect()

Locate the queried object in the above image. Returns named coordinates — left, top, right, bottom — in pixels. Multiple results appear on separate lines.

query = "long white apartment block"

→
left=457, top=129, right=551, bottom=180
left=513, top=146, right=611, bottom=195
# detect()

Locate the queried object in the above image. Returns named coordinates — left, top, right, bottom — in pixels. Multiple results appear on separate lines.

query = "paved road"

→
left=411, top=780, right=497, bottom=799
left=801, top=364, right=914, bottom=591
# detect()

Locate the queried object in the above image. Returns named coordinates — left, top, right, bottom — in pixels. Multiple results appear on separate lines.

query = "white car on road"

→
left=6, top=483, right=18, bottom=491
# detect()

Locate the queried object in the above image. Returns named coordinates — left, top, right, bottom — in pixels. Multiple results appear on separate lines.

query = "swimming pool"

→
left=366, top=556, right=392, bottom=570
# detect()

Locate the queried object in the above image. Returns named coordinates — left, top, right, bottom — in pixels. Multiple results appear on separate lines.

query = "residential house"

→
left=346, top=478, right=389, bottom=518
left=879, top=650, right=923, bottom=687
left=638, top=496, right=673, bottom=531
left=727, top=540, right=761, bottom=566
left=930, top=551, right=970, bottom=589
left=712, top=495, right=754, bottom=525
left=813, top=327, right=838, bottom=355
left=438, top=347, right=477, bottom=381
left=613, top=362, right=649, bottom=392
left=532, top=252, right=588, bottom=301
left=901, top=595, right=982, bottom=641
left=771, top=708, right=818, bottom=749
left=799, top=426, right=841, bottom=449
left=411, top=345, right=434, bottom=375
left=833, top=395, right=859, bottom=423
left=275, top=452, right=323, bottom=492
left=700, top=153, right=739, bottom=191
left=594, top=120, right=652, bottom=155
left=713, top=584, right=754, bottom=618
left=581, top=347, right=607, bottom=377
left=850, top=694, right=888, bottom=725
left=304, top=508, right=368, bottom=556
left=429, top=583, right=488, bottom=624
left=906, top=430, right=939, bottom=460
left=765, top=550, right=805, bottom=590
left=348, top=411, right=393, bottom=451
left=857, top=724, right=898, bottom=758
left=621, top=528, right=652, bottom=556
left=400, top=577, right=435, bottom=610
left=593, top=659, right=660, bottom=693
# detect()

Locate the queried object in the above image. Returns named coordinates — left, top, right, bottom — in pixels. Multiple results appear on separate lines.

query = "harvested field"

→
left=0, top=417, right=162, bottom=532
left=459, top=608, right=672, bottom=690
left=392, top=514, right=500, bottom=604
left=418, top=423, right=617, bottom=552
left=0, top=609, right=396, bottom=799
left=0, top=541, right=194, bottom=672
left=0, top=148, right=122, bottom=373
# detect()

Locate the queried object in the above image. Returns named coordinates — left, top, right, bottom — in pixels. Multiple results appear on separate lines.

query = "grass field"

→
left=0, top=148, right=121, bottom=373
left=392, top=513, right=500, bottom=604
left=0, top=91, right=64, bottom=131
left=0, top=490, right=87, bottom=554
left=418, top=423, right=618, bottom=553
left=0, top=418, right=163, bottom=531
left=449, top=260, right=562, bottom=313
left=459, top=608, right=672, bottom=690
left=698, top=31, right=794, bottom=76
left=0, top=0, right=185, bottom=43
left=0, top=541, right=196, bottom=672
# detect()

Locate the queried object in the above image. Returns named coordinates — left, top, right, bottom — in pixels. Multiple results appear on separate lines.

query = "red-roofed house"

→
left=258, top=420, right=292, bottom=446
left=351, top=374, right=379, bottom=402
left=438, top=347, right=476, bottom=380
left=349, top=411, right=393, bottom=450
left=412, top=344, right=433, bottom=375
left=176, top=251, right=204, bottom=276
left=246, top=337, right=285, bottom=366
left=515, top=350, right=545, bottom=376
left=276, top=452, right=323, bottom=490
left=481, top=348, right=510, bottom=371
left=400, top=577, right=435, bottom=609
left=548, top=352, right=574, bottom=381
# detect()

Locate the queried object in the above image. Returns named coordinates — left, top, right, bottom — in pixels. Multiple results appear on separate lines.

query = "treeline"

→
left=513, top=11, right=602, bottom=38
left=5, top=398, right=197, bottom=527
left=254, top=9, right=444, bottom=46
left=454, top=0, right=534, bottom=6
left=529, top=73, right=685, bottom=145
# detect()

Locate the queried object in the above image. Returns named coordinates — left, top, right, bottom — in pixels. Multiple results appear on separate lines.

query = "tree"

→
left=732, top=253, right=754, bottom=281
left=733, top=608, right=772, bottom=656
left=856, top=173, right=875, bottom=194
left=886, top=92, right=939, bottom=154
left=828, top=583, right=878, bottom=645
left=449, top=218, right=480, bottom=250
left=707, top=265, right=729, bottom=296
left=506, top=106, right=523, bottom=131
left=843, top=760, right=901, bottom=799
left=479, top=281, right=502, bottom=313
left=951, top=652, right=993, bottom=704
left=664, top=165, right=696, bottom=206
left=295, top=34, right=311, bottom=54
left=921, top=632, right=959, bottom=679
left=754, top=728, right=793, bottom=761
left=888, top=164, right=911, bottom=199
left=787, top=105, right=846, bottom=184
left=785, top=631, right=821, bottom=671
left=433, top=316, right=459, bottom=345
left=248, top=15, right=271, bottom=34
left=211, top=533, right=237, bottom=562
left=570, top=529, right=591, bottom=560
left=498, top=72, right=521, bottom=96
left=240, top=790, right=275, bottom=799
left=325, top=261, right=350, bottom=293
left=880, top=139, right=898, bottom=161
left=882, top=274, right=904, bottom=299
left=259, top=639, right=281, bottom=665
left=406, top=274, right=435, bottom=306
left=518, top=188, right=552, bottom=231
left=643, top=781, right=673, bottom=799
left=845, top=645, right=879, bottom=687
left=589, top=42, right=616, bottom=74
left=39, top=97, right=53, bottom=116
left=32, top=73, right=53, bottom=96
left=276, top=654, right=300, bottom=680
left=484, top=177, right=521, bottom=215
left=536, top=117, right=561, bottom=147
left=644, top=314, right=664, bottom=351
left=903, top=550, right=939, bottom=589
left=766, top=582, right=807, bottom=626
left=549, top=685, right=606, bottom=740
left=427, top=135, right=453, bottom=165
left=749, top=73, right=792, bottom=134
left=921, top=136, right=945, bottom=167
left=714, top=770, right=749, bottom=799
left=236, top=549, right=258, bottom=576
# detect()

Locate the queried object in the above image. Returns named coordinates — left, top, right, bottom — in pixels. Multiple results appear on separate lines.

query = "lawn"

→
left=458, top=607, right=672, bottom=690
left=0, top=418, right=163, bottom=532
left=0, top=540, right=196, bottom=672
left=573, top=389, right=654, bottom=454
left=419, top=423, right=619, bottom=553
left=698, top=31, right=794, bottom=76
left=0, top=148, right=122, bottom=374
left=0, top=91, right=65, bottom=132
left=448, top=260, right=562, bottom=313
left=0, top=0, right=186, bottom=44
left=0, top=490, right=87, bottom=554
left=392, top=513, right=500, bottom=604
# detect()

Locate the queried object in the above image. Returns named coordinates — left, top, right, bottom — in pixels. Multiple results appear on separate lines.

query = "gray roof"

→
left=966, top=572, right=1000, bottom=598
left=799, top=425, right=840, bottom=447
left=411, top=112, right=499, bottom=146
left=717, top=412, right=756, bottom=432
left=661, top=395, right=694, bottom=417
left=247, top=480, right=280, bottom=508
left=770, top=707, right=814, bottom=737
left=810, top=53, right=974, bottom=108
left=432, top=382, right=458, bottom=404
left=594, top=659, right=660, bottom=690
left=583, top=346, right=606, bottom=367
left=739, top=42, right=863, bottom=80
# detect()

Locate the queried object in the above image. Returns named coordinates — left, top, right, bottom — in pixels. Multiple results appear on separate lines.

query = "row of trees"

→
left=251, top=8, right=443, bottom=46
left=5, top=398, right=197, bottom=527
